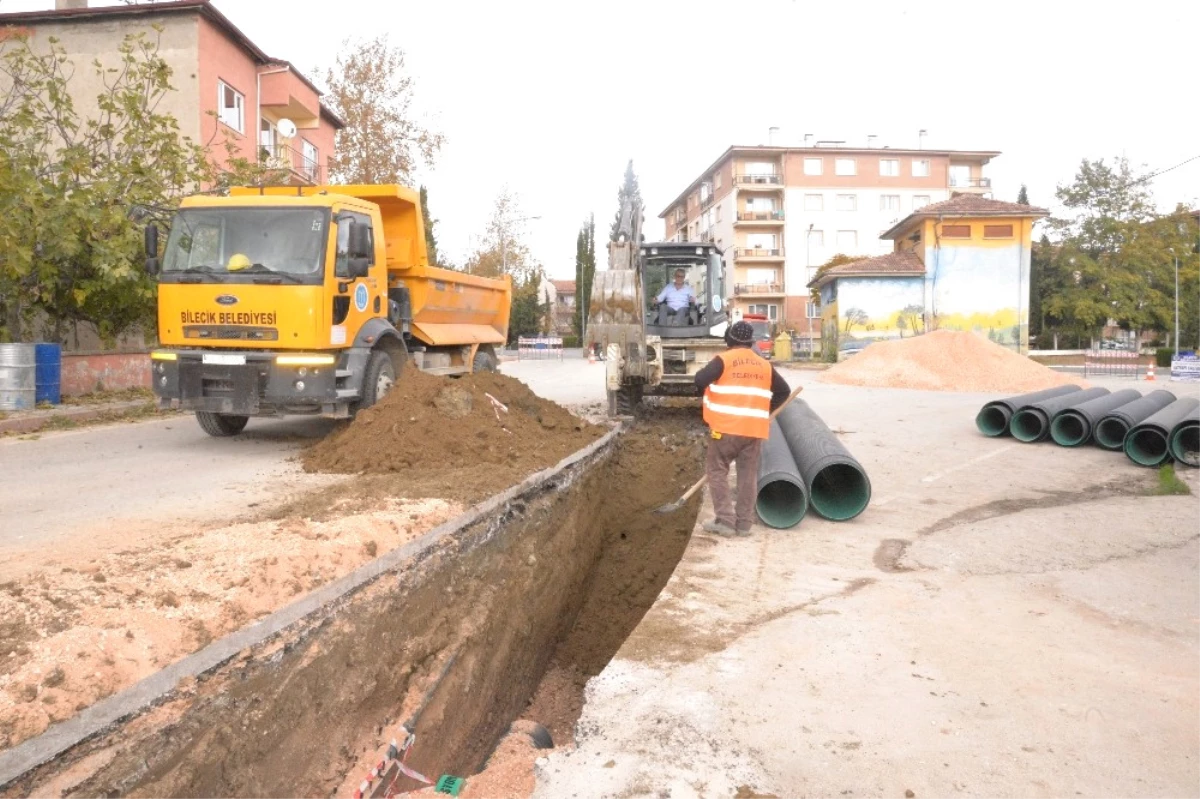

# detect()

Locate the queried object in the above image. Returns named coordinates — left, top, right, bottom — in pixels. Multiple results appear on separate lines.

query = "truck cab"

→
left=147, top=185, right=510, bottom=436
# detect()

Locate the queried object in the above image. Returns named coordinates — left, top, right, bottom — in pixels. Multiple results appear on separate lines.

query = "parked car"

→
left=742, top=314, right=775, bottom=359
left=838, top=338, right=873, bottom=360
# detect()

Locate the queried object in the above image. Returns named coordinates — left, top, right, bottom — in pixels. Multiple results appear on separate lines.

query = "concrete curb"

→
left=0, top=424, right=622, bottom=790
left=0, top=401, right=157, bottom=436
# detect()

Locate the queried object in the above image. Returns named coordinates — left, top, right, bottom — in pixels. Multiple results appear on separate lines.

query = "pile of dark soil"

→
left=301, top=369, right=604, bottom=502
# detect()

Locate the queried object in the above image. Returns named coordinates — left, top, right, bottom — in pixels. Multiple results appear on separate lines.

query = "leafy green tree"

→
left=463, top=190, right=544, bottom=343
left=1017, top=184, right=1029, bottom=205
left=506, top=272, right=544, bottom=345
left=0, top=31, right=215, bottom=343
left=419, top=185, right=440, bottom=267
left=610, top=160, right=642, bottom=242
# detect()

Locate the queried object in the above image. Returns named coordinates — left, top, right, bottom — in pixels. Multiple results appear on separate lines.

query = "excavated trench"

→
left=3, top=409, right=705, bottom=798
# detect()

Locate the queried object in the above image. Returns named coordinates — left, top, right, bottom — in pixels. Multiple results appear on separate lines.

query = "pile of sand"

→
left=821, top=330, right=1079, bottom=392
left=302, top=369, right=605, bottom=501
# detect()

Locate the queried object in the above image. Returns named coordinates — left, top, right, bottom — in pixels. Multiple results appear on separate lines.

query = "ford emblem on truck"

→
left=215, top=294, right=239, bottom=306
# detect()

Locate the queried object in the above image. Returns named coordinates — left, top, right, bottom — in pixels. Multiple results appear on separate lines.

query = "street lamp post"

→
left=1170, top=247, right=1179, bottom=356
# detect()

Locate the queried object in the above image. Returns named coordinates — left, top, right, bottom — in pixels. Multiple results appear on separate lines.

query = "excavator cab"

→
left=642, top=243, right=728, bottom=338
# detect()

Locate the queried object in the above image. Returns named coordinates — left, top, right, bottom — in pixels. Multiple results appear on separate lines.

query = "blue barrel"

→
left=35, top=343, right=62, bottom=405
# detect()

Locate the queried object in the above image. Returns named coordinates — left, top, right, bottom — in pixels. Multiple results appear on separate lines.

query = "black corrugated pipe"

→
left=756, top=419, right=809, bottom=529
left=775, top=399, right=871, bottom=521
left=1011, top=387, right=1111, bottom=443
left=975, top=385, right=1081, bottom=437
left=1049, top=389, right=1143, bottom=447
left=1094, top=390, right=1177, bottom=450
left=1125, top=397, right=1200, bottom=467
left=1170, top=410, right=1199, bottom=468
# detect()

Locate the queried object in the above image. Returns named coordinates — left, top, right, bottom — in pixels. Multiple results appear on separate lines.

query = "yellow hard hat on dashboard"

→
left=227, top=253, right=251, bottom=271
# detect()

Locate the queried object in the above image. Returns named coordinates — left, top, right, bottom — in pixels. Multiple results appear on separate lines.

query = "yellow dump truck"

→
left=145, top=184, right=511, bottom=436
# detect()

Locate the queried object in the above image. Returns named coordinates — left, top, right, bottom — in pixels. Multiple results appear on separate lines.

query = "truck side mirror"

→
left=144, top=224, right=160, bottom=275
left=347, top=221, right=371, bottom=259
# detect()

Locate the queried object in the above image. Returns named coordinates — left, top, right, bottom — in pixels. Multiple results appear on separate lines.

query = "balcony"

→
left=258, top=144, right=323, bottom=185
left=948, top=175, right=992, bottom=192
left=734, top=173, right=783, bottom=188
left=734, top=282, right=784, bottom=296
left=735, top=209, right=785, bottom=225
left=732, top=247, right=784, bottom=261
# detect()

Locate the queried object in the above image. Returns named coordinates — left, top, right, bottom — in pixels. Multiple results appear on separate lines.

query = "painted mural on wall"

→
left=837, top=277, right=925, bottom=341
left=927, top=244, right=1028, bottom=349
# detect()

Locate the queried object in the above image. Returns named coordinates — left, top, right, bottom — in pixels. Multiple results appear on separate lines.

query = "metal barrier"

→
left=1083, top=349, right=1144, bottom=379
left=517, top=336, right=564, bottom=361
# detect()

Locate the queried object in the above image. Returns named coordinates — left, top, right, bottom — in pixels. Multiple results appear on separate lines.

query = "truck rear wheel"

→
left=608, top=384, right=641, bottom=417
left=472, top=347, right=497, bottom=373
left=360, top=350, right=395, bottom=409
left=195, top=411, right=249, bottom=437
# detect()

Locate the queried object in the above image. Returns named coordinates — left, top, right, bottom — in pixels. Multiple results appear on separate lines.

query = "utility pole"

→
left=1169, top=247, right=1179, bottom=356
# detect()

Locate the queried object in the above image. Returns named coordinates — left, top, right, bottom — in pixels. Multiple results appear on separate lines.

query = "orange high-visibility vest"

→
left=702, top=348, right=773, bottom=439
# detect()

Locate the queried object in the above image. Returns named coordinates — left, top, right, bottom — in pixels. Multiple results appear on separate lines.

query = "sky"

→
left=5, top=0, right=1199, bottom=278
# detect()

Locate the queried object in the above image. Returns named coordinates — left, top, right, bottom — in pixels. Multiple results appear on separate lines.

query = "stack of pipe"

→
left=977, top=385, right=1198, bottom=469
left=756, top=399, right=871, bottom=528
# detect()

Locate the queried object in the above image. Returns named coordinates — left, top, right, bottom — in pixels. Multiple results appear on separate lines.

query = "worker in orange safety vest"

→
left=694, top=320, right=792, bottom=537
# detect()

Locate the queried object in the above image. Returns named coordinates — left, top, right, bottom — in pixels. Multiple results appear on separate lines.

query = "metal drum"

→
left=35, top=343, right=62, bottom=405
left=0, top=343, right=37, bottom=411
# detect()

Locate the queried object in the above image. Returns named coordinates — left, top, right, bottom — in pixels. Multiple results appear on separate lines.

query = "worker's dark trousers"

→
left=706, top=433, right=762, bottom=532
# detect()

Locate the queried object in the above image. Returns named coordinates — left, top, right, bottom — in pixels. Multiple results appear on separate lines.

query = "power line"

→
left=1131, top=154, right=1200, bottom=187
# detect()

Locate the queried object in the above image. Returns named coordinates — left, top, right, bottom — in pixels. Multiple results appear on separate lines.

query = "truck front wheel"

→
left=195, top=411, right=249, bottom=437
left=360, top=350, right=395, bottom=409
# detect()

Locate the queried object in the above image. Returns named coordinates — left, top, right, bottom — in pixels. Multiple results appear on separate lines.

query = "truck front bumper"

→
left=151, top=350, right=340, bottom=416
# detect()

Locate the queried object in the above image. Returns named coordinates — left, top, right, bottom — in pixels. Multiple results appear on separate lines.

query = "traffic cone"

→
left=588, top=348, right=596, bottom=364
left=1145, top=360, right=1156, bottom=381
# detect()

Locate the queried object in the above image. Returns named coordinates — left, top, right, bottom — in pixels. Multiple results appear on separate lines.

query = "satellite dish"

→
left=277, top=118, right=297, bottom=139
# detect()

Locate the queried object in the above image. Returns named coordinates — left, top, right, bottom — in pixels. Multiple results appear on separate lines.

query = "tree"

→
left=609, top=160, right=642, bottom=242
left=542, top=288, right=554, bottom=334
left=573, top=213, right=596, bottom=338
left=0, top=31, right=213, bottom=343
left=808, top=253, right=868, bottom=304
left=322, top=35, right=443, bottom=184
left=463, top=190, right=544, bottom=344
left=842, top=307, right=868, bottom=333
left=1017, top=184, right=1029, bottom=205
left=419, top=185, right=439, bottom=267
left=898, top=304, right=924, bottom=337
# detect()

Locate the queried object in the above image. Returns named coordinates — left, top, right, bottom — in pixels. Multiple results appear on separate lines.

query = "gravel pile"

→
left=822, top=330, right=1079, bottom=392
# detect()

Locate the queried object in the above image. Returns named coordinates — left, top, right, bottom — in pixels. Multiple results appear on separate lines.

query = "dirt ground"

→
left=532, top=374, right=1200, bottom=799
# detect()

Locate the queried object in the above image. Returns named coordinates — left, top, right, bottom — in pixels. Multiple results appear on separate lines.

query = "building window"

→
left=912, top=159, right=930, bottom=177
left=218, top=81, right=244, bottom=133
left=942, top=224, right=971, bottom=238
left=984, top=224, right=1014, bottom=238
left=804, top=157, right=823, bottom=175
left=803, top=194, right=823, bottom=211
left=808, top=229, right=824, bottom=247
left=302, top=140, right=318, bottom=180
left=714, top=171, right=722, bottom=189
left=880, top=159, right=899, bottom=177
left=807, top=301, right=822, bottom=319
left=948, top=165, right=971, bottom=187
left=747, top=268, right=776, bottom=285
left=700, top=182, right=712, bottom=203
left=715, top=205, right=722, bottom=222
left=836, top=230, right=857, bottom=250
left=835, top=194, right=857, bottom=211
left=748, top=303, right=778, bottom=321
left=913, top=195, right=931, bottom=209
left=835, top=158, right=856, bottom=176
left=746, top=233, right=777, bottom=250
left=745, top=161, right=776, bottom=176
left=880, top=195, right=900, bottom=211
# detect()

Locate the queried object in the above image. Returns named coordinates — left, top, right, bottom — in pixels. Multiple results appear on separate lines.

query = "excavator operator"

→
left=654, top=268, right=696, bottom=325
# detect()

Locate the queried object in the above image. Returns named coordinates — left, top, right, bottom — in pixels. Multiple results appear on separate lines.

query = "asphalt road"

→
left=0, top=413, right=340, bottom=555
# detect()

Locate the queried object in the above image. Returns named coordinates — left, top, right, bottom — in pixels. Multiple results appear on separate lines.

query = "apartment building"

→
left=0, top=0, right=344, bottom=185
left=659, top=143, right=1000, bottom=349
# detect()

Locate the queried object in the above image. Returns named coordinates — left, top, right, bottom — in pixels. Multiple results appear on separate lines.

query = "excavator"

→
left=586, top=201, right=730, bottom=416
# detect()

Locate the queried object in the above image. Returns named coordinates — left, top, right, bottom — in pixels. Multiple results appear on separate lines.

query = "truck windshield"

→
left=162, top=208, right=328, bottom=283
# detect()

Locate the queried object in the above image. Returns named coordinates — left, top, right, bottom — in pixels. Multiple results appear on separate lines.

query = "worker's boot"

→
left=702, top=519, right=738, bottom=537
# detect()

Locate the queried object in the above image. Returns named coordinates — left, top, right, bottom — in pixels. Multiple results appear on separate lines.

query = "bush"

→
left=561, top=335, right=580, bottom=348
left=1156, top=348, right=1174, bottom=367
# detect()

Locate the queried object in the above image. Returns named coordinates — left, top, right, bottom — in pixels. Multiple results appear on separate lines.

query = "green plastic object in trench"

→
left=1124, top=427, right=1171, bottom=467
